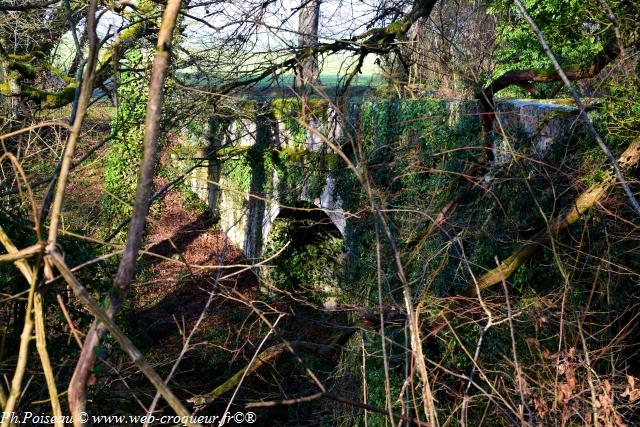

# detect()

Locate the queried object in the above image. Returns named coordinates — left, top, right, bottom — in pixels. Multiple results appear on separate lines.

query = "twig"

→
left=0, top=244, right=42, bottom=263
left=597, top=0, right=625, bottom=56
left=458, top=241, right=493, bottom=426
left=46, top=249, right=124, bottom=285
left=0, top=121, right=71, bottom=141
left=305, top=100, right=438, bottom=424
left=0, top=229, right=38, bottom=427
left=0, top=157, right=46, bottom=416
left=0, top=133, right=114, bottom=198
left=246, top=392, right=324, bottom=407
left=0, top=0, right=59, bottom=11
left=104, top=160, right=205, bottom=242
left=496, top=256, right=531, bottom=426
left=47, top=0, right=99, bottom=245
left=143, top=234, right=234, bottom=426
left=325, top=392, right=431, bottom=426
left=374, top=222, right=395, bottom=421
left=245, top=391, right=430, bottom=426
left=33, top=293, right=64, bottom=427
left=0, top=384, right=7, bottom=409
left=63, top=0, right=83, bottom=125
left=56, top=294, right=84, bottom=348
left=576, top=313, right=599, bottom=426
left=0, top=227, right=62, bottom=426
left=221, top=314, right=284, bottom=413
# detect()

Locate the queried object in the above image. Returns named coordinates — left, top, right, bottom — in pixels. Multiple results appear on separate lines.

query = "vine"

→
left=102, top=49, right=151, bottom=232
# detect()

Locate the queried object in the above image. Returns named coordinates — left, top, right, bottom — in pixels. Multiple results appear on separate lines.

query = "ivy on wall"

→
left=198, top=95, right=640, bottom=422
left=102, top=49, right=151, bottom=231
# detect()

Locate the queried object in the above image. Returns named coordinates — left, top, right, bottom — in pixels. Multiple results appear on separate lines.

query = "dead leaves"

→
left=620, top=376, right=640, bottom=403
left=594, top=380, right=627, bottom=427
left=557, top=363, right=577, bottom=405
left=545, top=347, right=578, bottom=406
left=536, top=346, right=636, bottom=426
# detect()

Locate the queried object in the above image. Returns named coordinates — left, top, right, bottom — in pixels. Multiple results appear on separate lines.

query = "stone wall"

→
left=183, top=98, right=582, bottom=259
left=494, top=99, right=581, bottom=161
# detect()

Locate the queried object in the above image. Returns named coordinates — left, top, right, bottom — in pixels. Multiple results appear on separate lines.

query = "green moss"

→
left=271, top=98, right=329, bottom=147
left=1, top=80, right=76, bottom=108
left=8, top=60, right=37, bottom=77
left=385, top=20, right=406, bottom=35
left=278, top=146, right=307, bottom=162
left=43, top=84, right=77, bottom=108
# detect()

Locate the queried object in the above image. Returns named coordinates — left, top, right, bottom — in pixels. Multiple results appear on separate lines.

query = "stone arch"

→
left=261, top=200, right=344, bottom=307
left=269, top=200, right=342, bottom=241
left=261, top=174, right=346, bottom=260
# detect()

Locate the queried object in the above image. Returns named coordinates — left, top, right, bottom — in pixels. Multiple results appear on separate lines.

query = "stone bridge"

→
left=182, top=98, right=584, bottom=260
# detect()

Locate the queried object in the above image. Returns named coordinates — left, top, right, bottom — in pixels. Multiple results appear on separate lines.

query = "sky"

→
left=54, top=0, right=385, bottom=83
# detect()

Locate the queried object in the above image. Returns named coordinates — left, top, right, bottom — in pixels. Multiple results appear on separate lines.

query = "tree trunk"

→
left=296, top=0, right=321, bottom=95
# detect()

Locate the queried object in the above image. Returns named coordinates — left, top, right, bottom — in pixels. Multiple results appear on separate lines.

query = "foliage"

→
left=597, top=75, right=640, bottom=147
left=221, top=153, right=252, bottom=192
left=341, top=99, right=480, bottom=298
left=102, top=46, right=180, bottom=234
left=102, top=49, right=151, bottom=230
left=486, top=0, right=605, bottom=76
left=262, top=217, right=343, bottom=305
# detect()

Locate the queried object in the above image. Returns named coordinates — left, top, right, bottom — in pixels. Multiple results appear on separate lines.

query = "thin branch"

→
left=245, top=392, right=324, bottom=408
left=47, top=0, right=99, bottom=245
left=47, top=249, right=198, bottom=426
left=67, top=0, right=184, bottom=421
left=0, top=230, right=39, bottom=427
left=0, top=244, right=42, bottom=263
left=221, top=314, right=284, bottom=414
left=0, top=0, right=59, bottom=11
left=0, top=133, right=114, bottom=198
left=497, top=256, right=531, bottom=425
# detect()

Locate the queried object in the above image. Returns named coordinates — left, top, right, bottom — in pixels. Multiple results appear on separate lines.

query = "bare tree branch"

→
left=66, top=0, right=185, bottom=422
left=0, top=0, right=59, bottom=11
